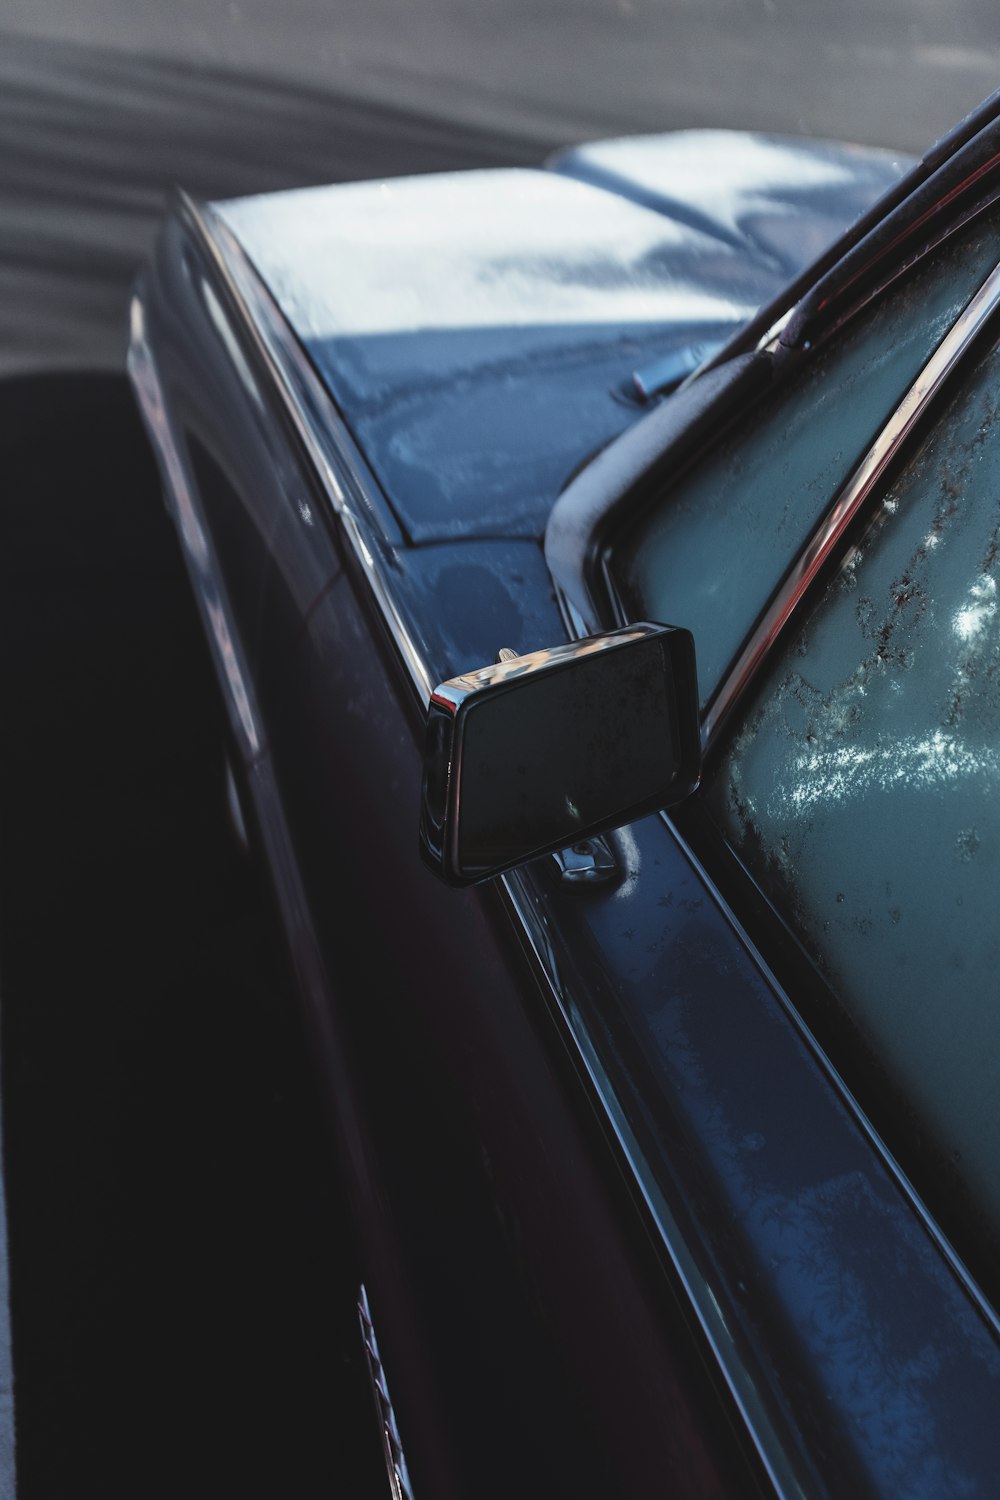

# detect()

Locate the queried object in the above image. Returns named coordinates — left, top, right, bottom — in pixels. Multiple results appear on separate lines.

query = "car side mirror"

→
left=419, top=622, right=700, bottom=886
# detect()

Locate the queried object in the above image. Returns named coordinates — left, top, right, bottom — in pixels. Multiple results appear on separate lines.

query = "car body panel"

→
left=129, top=114, right=1000, bottom=1500
left=130, top=216, right=766, bottom=1500
left=512, top=820, right=1000, bottom=1499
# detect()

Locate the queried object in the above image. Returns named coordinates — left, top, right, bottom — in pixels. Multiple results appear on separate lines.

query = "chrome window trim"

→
left=359, top=1283, right=416, bottom=1500
left=179, top=192, right=436, bottom=712
left=702, top=252, right=1000, bottom=750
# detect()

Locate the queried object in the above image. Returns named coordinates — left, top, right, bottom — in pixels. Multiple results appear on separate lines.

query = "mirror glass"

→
left=459, top=637, right=677, bottom=874
left=421, top=624, right=699, bottom=885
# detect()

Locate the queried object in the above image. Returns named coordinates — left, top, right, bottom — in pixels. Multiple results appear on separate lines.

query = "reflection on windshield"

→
left=775, top=729, right=1000, bottom=813
left=707, top=320, right=1000, bottom=1266
left=613, top=210, right=1000, bottom=706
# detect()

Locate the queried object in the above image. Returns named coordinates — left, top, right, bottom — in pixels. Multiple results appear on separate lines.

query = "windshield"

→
left=703, top=306, right=1000, bottom=1287
left=608, top=207, right=1000, bottom=708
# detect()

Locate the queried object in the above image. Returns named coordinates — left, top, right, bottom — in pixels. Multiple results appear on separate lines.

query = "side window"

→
left=608, top=210, right=1000, bottom=707
left=703, top=321, right=1000, bottom=1252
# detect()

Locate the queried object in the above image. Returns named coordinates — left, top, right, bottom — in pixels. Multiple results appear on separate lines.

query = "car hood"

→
left=215, top=131, right=911, bottom=546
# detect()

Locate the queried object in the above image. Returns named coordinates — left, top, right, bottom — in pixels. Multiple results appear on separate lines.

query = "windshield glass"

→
left=609, top=208, right=1000, bottom=708
left=703, top=313, right=1000, bottom=1269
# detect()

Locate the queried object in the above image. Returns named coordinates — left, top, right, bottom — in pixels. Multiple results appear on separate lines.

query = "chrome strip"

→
left=500, top=867, right=807, bottom=1500
left=175, top=205, right=808, bottom=1500
left=358, top=1284, right=415, bottom=1500
left=432, top=625, right=660, bottom=710
left=179, top=193, right=435, bottom=711
left=703, top=254, right=1000, bottom=750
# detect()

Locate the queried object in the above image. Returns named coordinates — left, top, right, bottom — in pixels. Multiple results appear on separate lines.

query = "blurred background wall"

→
left=3, top=0, right=1000, bottom=374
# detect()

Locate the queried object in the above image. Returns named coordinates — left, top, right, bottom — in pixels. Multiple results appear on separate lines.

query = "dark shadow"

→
left=0, top=372, right=385, bottom=1499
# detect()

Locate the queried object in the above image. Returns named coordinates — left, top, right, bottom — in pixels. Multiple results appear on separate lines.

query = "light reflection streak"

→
left=952, top=574, right=997, bottom=641
left=612, top=824, right=642, bottom=901
left=201, top=278, right=262, bottom=407
left=128, top=291, right=263, bottom=760
left=128, top=295, right=210, bottom=572
left=205, top=598, right=261, bottom=755
left=778, top=729, right=998, bottom=813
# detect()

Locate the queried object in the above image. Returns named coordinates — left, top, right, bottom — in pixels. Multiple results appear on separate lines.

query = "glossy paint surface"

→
left=131, top=125, right=1000, bottom=1500
left=131, top=214, right=760, bottom=1500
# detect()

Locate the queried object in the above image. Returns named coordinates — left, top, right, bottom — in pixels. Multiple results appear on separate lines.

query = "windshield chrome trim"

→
left=703, top=252, right=1000, bottom=751
left=179, top=192, right=436, bottom=711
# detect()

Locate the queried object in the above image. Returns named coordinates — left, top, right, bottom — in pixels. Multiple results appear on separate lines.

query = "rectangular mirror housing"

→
left=419, top=623, right=700, bottom=886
